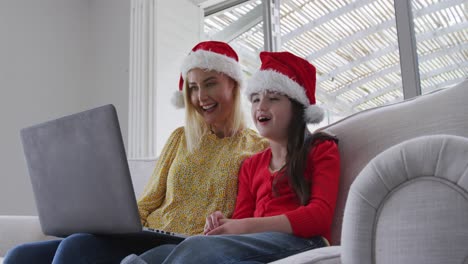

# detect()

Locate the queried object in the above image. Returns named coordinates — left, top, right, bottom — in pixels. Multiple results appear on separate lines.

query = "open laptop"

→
left=20, top=104, right=186, bottom=242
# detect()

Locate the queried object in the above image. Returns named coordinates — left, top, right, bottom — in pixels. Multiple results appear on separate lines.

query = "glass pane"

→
left=280, top=0, right=404, bottom=126
left=411, top=0, right=468, bottom=94
left=204, top=0, right=264, bottom=74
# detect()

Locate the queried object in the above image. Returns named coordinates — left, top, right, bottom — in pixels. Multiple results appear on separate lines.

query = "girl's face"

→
left=187, top=68, right=236, bottom=128
left=251, top=91, right=293, bottom=142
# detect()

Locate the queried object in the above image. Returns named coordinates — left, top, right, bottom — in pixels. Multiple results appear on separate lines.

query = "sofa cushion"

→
left=128, top=159, right=157, bottom=198
left=0, top=216, right=56, bottom=257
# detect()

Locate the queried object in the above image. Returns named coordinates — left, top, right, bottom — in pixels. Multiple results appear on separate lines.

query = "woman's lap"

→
left=3, top=239, right=61, bottom=264
left=4, top=232, right=178, bottom=264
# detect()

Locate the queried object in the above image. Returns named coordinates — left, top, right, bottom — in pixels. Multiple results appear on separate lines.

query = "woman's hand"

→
left=204, top=211, right=225, bottom=235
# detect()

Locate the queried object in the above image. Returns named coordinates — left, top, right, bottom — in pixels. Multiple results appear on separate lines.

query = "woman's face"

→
left=250, top=91, right=293, bottom=142
left=187, top=68, right=236, bottom=128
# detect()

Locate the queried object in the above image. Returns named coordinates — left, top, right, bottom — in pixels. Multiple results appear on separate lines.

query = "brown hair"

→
left=273, top=99, right=338, bottom=205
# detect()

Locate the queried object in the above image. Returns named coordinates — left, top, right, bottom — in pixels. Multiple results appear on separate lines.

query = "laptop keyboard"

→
left=143, top=227, right=188, bottom=239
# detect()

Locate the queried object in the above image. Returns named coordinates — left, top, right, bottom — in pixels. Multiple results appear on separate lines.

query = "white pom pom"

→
left=171, top=91, right=185, bottom=109
left=304, top=105, right=324, bottom=124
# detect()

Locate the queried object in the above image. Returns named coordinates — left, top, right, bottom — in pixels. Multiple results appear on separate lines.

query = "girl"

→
left=4, top=41, right=267, bottom=264
left=122, top=51, right=340, bottom=263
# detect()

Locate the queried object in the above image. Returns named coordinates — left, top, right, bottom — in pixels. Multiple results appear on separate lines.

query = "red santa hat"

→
left=246, top=51, right=324, bottom=124
left=172, top=41, right=244, bottom=108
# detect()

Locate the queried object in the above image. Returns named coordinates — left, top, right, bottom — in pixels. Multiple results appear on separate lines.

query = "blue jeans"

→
left=137, top=232, right=326, bottom=264
left=3, top=232, right=179, bottom=264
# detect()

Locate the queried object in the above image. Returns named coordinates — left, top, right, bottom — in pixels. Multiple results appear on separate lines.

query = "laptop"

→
left=20, top=104, right=186, bottom=242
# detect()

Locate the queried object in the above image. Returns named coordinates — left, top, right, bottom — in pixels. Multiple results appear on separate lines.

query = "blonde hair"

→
left=183, top=72, right=245, bottom=152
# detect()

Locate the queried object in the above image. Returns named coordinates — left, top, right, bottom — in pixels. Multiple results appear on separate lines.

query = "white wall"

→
left=0, top=0, right=130, bottom=215
left=154, top=0, right=202, bottom=154
left=89, top=0, right=130, bottom=149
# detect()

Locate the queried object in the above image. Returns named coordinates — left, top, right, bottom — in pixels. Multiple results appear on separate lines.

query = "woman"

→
left=4, top=41, right=268, bottom=264
left=122, top=51, right=340, bottom=264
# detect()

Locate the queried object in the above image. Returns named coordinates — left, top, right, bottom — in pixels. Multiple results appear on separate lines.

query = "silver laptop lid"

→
left=20, top=104, right=141, bottom=237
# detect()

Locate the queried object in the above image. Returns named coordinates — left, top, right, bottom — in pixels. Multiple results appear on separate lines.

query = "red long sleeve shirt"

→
left=232, top=140, right=340, bottom=242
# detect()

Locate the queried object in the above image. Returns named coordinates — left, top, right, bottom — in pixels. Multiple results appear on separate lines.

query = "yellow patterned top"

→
left=137, top=127, right=268, bottom=235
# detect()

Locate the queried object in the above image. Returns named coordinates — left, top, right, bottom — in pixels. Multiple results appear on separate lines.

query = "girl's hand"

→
left=206, top=215, right=292, bottom=236
left=205, top=218, right=250, bottom=235
left=204, top=211, right=225, bottom=235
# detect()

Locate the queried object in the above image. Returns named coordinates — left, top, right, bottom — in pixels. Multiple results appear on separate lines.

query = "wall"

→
left=89, top=0, right=130, bottom=150
left=154, top=0, right=202, bottom=154
left=0, top=0, right=130, bottom=215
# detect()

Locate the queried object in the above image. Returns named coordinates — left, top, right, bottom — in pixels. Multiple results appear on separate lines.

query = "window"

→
left=280, top=0, right=403, bottom=125
left=205, top=0, right=406, bottom=127
left=411, top=0, right=467, bottom=94
left=204, top=0, right=467, bottom=128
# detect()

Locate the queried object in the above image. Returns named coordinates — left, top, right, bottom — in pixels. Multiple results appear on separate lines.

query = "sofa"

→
left=1, top=80, right=467, bottom=263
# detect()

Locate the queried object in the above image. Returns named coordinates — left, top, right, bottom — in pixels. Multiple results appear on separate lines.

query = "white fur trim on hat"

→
left=171, top=90, right=185, bottom=109
left=180, top=50, right=244, bottom=89
left=305, top=104, right=324, bottom=124
left=247, top=70, right=324, bottom=124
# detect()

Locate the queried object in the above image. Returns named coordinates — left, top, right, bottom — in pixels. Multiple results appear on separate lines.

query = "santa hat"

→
left=246, top=51, right=324, bottom=124
left=171, top=41, right=244, bottom=108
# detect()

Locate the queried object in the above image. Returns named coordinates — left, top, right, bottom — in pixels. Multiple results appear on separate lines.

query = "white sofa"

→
left=1, top=80, right=467, bottom=263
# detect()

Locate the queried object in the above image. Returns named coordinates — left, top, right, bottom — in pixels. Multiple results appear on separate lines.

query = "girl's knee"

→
left=176, top=235, right=224, bottom=253
left=164, top=236, right=225, bottom=263
left=179, top=235, right=210, bottom=248
left=140, top=244, right=177, bottom=263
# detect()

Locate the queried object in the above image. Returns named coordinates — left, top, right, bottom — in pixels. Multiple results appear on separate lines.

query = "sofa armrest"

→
left=0, top=216, right=57, bottom=257
left=341, top=135, right=468, bottom=263
left=269, top=246, right=341, bottom=264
